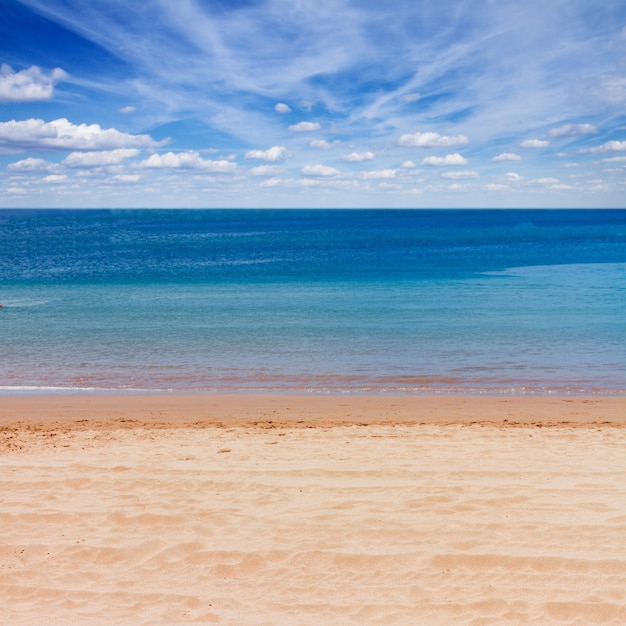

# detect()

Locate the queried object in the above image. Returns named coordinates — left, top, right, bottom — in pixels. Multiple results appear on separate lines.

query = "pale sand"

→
left=1, top=395, right=625, bottom=625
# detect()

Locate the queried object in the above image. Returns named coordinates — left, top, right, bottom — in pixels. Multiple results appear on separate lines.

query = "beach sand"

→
left=1, top=394, right=625, bottom=625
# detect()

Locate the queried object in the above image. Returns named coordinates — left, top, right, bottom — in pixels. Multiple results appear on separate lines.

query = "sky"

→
left=0, top=0, right=625, bottom=209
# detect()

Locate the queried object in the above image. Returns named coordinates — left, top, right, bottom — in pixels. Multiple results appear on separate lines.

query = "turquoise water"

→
left=1, top=209, right=625, bottom=394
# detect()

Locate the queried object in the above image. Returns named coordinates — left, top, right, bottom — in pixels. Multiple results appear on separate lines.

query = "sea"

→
left=1, top=209, right=625, bottom=396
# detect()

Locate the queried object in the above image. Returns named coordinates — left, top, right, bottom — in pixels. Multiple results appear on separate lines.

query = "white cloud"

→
left=493, top=152, right=521, bottom=162
left=590, top=140, right=626, bottom=153
left=548, top=123, right=598, bottom=138
left=7, top=157, right=56, bottom=172
left=289, top=121, right=321, bottom=132
left=531, top=177, right=560, bottom=184
left=520, top=139, right=549, bottom=148
left=343, top=151, right=374, bottom=162
left=361, top=169, right=396, bottom=179
left=549, top=183, right=573, bottom=190
left=398, top=131, right=469, bottom=148
left=301, top=164, right=340, bottom=176
left=119, top=106, right=136, bottom=114
left=421, top=153, right=468, bottom=166
left=137, top=151, right=237, bottom=172
left=399, top=93, right=421, bottom=103
left=310, top=139, right=339, bottom=150
left=111, top=174, right=141, bottom=182
left=0, top=64, right=67, bottom=102
left=599, top=75, right=626, bottom=105
left=43, top=174, right=67, bottom=183
left=484, top=183, right=508, bottom=191
left=506, top=172, right=523, bottom=181
left=602, top=156, right=626, bottom=163
left=244, top=145, right=287, bottom=161
left=274, top=103, right=291, bottom=113
left=260, top=177, right=281, bottom=187
left=441, top=170, right=479, bottom=179
left=0, top=118, right=158, bottom=152
left=250, top=165, right=282, bottom=176
left=401, top=160, right=417, bottom=168
left=63, top=149, right=139, bottom=168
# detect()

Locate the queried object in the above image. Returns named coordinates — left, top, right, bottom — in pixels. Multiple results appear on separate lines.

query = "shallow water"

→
left=1, top=209, right=625, bottom=394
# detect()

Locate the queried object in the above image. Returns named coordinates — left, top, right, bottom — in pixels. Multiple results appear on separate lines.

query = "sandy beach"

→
left=1, top=394, right=625, bottom=625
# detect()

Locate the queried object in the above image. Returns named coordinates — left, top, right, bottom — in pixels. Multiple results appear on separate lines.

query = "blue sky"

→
left=0, top=0, right=625, bottom=208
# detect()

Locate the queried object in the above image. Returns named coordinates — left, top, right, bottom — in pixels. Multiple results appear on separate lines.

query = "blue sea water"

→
left=0, top=209, right=625, bottom=395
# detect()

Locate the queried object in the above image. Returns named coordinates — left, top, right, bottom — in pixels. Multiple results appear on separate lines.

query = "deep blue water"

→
left=1, top=209, right=625, bottom=394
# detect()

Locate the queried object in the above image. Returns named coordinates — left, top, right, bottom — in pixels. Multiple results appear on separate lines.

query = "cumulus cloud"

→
left=589, top=140, right=626, bottom=153
left=289, top=121, right=321, bottom=132
left=493, top=152, right=521, bottom=162
left=441, top=170, right=479, bottom=179
left=506, top=172, right=523, bottom=181
left=244, top=146, right=287, bottom=161
left=421, top=153, right=468, bottom=166
left=0, top=64, right=67, bottom=102
left=401, top=160, right=417, bottom=168
left=301, top=164, right=340, bottom=176
left=0, top=118, right=158, bottom=152
left=520, top=139, right=549, bottom=148
left=361, top=169, right=396, bottom=180
left=119, top=106, right=136, bottom=114
left=531, top=177, right=560, bottom=184
left=260, top=177, right=281, bottom=187
left=43, top=174, right=67, bottom=183
left=137, top=151, right=237, bottom=172
left=548, top=123, right=598, bottom=138
left=111, top=174, right=141, bottom=182
left=63, top=149, right=139, bottom=168
left=398, top=131, right=469, bottom=148
left=343, top=151, right=374, bottom=162
left=274, top=103, right=291, bottom=113
left=484, top=183, right=508, bottom=191
left=8, top=157, right=56, bottom=172
left=602, top=156, right=626, bottom=163
left=310, top=139, right=339, bottom=150
left=361, top=169, right=396, bottom=179
left=250, top=165, right=282, bottom=176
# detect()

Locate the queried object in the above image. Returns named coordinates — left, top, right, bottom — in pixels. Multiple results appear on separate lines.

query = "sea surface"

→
left=1, top=209, right=625, bottom=395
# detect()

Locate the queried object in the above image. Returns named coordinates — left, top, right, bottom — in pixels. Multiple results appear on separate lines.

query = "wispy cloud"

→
left=2, top=0, right=625, bottom=207
left=548, top=123, right=597, bottom=138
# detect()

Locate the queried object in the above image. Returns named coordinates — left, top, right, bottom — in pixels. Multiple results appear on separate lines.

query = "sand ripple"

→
left=1, top=423, right=625, bottom=624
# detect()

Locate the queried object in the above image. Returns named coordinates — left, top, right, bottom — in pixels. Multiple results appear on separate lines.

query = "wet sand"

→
left=1, top=394, right=625, bottom=624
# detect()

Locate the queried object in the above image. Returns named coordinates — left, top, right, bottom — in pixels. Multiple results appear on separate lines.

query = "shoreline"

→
left=1, top=393, right=624, bottom=430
